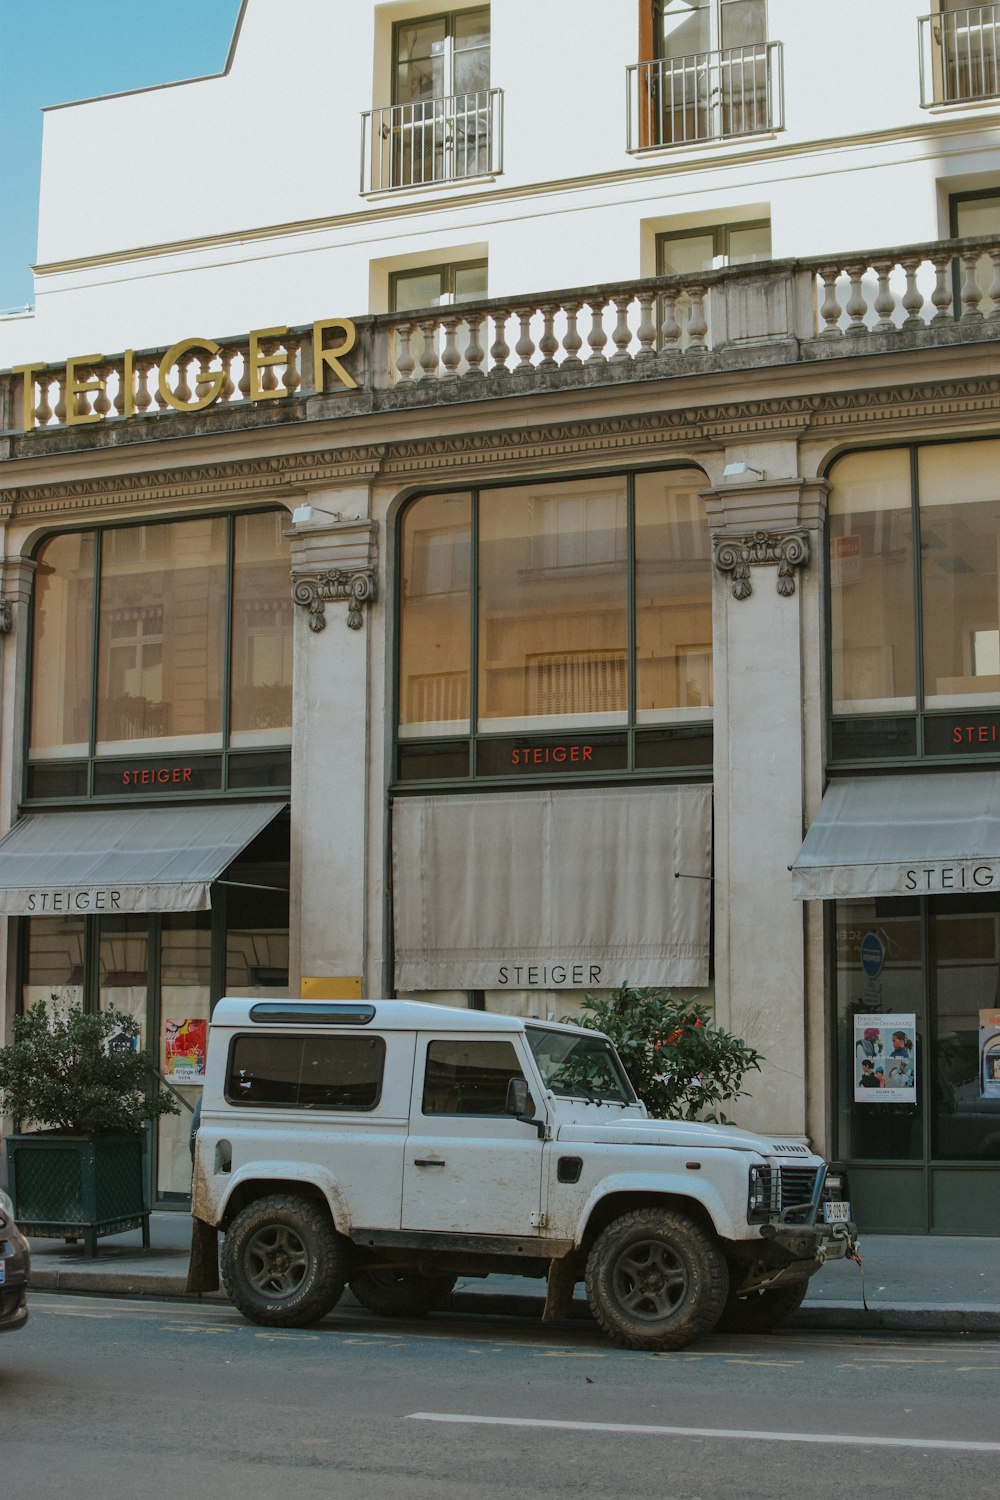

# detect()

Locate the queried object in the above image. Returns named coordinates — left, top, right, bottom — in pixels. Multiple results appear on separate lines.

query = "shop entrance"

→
left=835, top=894, right=1000, bottom=1233
left=17, top=814, right=290, bottom=1206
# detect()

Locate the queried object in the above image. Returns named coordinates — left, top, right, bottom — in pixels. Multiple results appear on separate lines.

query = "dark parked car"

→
left=0, top=1187, right=30, bottom=1334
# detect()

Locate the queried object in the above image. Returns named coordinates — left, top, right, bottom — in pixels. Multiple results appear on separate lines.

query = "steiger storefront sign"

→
left=9, top=318, right=358, bottom=431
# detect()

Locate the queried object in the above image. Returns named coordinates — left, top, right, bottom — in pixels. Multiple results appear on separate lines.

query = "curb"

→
left=27, top=1269, right=1000, bottom=1335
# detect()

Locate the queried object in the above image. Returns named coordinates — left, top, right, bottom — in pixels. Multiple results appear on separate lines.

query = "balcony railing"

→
left=627, top=42, right=782, bottom=150
left=919, top=4, right=1000, bottom=104
left=361, top=88, right=503, bottom=193
left=7, top=235, right=1000, bottom=433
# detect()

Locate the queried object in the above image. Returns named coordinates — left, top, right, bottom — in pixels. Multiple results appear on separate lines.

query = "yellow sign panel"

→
left=301, top=976, right=363, bottom=1000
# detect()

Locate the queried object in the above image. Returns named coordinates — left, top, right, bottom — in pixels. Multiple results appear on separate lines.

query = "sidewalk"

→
left=25, top=1211, right=1000, bottom=1335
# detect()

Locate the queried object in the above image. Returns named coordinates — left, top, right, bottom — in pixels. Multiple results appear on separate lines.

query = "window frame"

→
left=392, top=465, right=716, bottom=788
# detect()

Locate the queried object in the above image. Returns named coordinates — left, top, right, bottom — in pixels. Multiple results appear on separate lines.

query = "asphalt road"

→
left=2, top=1294, right=998, bottom=1500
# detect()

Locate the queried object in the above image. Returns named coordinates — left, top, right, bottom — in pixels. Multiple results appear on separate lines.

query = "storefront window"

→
left=157, top=914, right=212, bottom=1199
left=635, top=469, right=713, bottom=717
left=23, top=917, right=85, bottom=1016
left=836, top=894, right=1000, bottom=1166
left=829, top=438, right=1000, bottom=759
left=478, top=477, right=628, bottom=729
left=98, top=916, right=148, bottom=1049
left=397, top=467, right=712, bottom=747
left=30, top=532, right=96, bottom=758
left=29, top=508, right=292, bottom=769
left=230, top=510, right=294, bottom=744
left=399, top=492, right=471, bottom=733
left=828, top=449, right=916, bottom=713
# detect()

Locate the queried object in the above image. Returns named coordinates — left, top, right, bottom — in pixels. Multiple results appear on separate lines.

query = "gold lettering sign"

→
left=13, top=318, right=358, bottom=431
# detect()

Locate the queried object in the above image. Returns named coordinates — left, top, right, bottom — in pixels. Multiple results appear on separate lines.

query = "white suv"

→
left=188, top=998, right=856, bottom=1351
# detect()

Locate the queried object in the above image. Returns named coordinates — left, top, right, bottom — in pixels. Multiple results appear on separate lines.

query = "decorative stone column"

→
left=287, top=504, right=378, bottom=996
left=702, top=471, right=829, bottom=1138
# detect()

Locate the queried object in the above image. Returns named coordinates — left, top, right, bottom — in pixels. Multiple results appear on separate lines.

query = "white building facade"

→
left=2, top=0, right=1000, bottom=1229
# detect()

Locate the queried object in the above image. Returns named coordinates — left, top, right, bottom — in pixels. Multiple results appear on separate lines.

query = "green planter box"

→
left=7, top=1133, right=150, bottom=1258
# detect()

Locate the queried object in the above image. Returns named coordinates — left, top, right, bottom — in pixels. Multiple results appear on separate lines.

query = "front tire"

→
left=717, top=1278, right=809, bottom=1335
left=585, top=1208, right=728, bottom=1351
left=349, top=1267, right=457, bottom=1318
left=221, top=1193, right=348, bottom=1328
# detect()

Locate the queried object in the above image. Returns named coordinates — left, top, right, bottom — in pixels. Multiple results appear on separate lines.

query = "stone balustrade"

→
left=4, top=234, right=1000, bottom=435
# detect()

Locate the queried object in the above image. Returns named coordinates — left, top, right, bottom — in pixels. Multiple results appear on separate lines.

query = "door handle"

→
left=413, top=1157, right=446, bottom=1167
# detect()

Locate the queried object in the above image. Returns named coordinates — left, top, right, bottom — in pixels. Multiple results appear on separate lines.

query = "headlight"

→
left=0, top=1187, right=14, bottom=1219
left=747, top=1165, right=774, bottom=1221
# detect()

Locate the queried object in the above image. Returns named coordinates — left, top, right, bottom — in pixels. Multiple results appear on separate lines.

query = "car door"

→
left=401, top=1032, right=545, bottom=1236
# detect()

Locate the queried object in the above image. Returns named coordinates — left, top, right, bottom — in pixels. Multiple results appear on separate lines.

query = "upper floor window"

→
left=629, top=0, right=781, bottom=150
left=828, top=439, right=1000, bottom=764
left=920, top=2, right=1000, bottom=105
left=28, top=509, right=293, bottom=798
left=657, top=218, right=771, bottom=345
left=362, top=8, right=502, bottom=192
left=395, top=469, right=713, bottom=781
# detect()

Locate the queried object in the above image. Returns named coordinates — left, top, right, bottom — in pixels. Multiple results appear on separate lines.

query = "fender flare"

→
left=217, top=1159, right=353, bottom=1234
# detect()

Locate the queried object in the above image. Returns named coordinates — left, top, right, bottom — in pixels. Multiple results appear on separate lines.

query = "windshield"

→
left=526, top=1026, right=637, bottom=1105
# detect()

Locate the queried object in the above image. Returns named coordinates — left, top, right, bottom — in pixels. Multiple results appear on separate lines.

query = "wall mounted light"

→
left=722, top=461, right=766, bottom=481
left=291, top=501, right=358, bottom=525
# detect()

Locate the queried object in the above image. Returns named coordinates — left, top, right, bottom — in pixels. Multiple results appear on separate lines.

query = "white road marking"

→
left=408, top=1413, right=1000, bottom=1453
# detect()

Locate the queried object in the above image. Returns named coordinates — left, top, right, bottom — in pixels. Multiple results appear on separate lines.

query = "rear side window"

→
left=226, top=1033, right=385, bottom=1110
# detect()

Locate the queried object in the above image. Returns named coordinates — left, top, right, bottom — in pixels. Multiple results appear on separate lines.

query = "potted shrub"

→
left=0, top=999, right=178, bottom=1256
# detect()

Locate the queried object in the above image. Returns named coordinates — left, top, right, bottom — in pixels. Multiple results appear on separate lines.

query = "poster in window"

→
left=164, top=1017, right=208, bottom=1084
left=854, top=1013, right=916, bottom=1103
left=980, top=1010, right=1000, bottom=1099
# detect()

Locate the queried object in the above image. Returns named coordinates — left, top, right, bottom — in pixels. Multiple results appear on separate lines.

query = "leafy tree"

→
left=0, top=1000, right=178, bottom=1136
left=571, top=987, right=762, bottom=1122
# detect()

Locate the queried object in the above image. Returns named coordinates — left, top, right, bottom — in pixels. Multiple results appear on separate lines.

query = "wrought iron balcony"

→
left=627, top=42, right=783, bottom=150
left=919, top=4, right=1000, bottom=104
left=361, top=88, right=503, bottom=193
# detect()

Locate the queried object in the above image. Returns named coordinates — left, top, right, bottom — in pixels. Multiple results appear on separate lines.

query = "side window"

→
left=226, top=1033, right=385, bottom=1110
left=422, top=1038, right=526, bottom=1115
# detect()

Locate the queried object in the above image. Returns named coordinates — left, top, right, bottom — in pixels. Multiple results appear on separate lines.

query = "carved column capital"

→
left=290, top=517, right=379, bottom=631
left=292, top=568, right=377, bottom=631
left=713, top=529, right=810, bottom=600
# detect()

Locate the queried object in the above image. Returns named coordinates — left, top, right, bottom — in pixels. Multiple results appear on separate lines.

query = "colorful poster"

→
left=980, top=1010, right=1000, bottom=1099
left=854, top=1013, right=916, bottom=1103
left=164, top=1017, right=208, bottom=1083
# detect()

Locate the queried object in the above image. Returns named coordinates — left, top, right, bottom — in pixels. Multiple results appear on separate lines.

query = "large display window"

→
left=396, top=467, right=713, bottom=780
left=28, top=507, right=293, bottom=798
left=828, top=439, right=1000, bottom=764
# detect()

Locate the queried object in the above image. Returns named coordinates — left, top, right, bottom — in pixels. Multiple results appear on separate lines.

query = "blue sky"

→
left=0, top=0, right=242, bottom=312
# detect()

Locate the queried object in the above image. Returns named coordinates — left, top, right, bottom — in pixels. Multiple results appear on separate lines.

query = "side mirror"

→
left=506, top=1076, right=536, bottom=1120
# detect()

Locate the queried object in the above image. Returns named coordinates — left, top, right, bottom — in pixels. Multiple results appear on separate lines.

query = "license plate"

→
left=822, top=1201, right=851, bottom=1223
left=0, top=1259, right=6, bottom=1284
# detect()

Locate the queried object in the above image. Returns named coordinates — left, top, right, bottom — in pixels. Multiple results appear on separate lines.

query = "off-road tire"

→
left=349, top=1268, right=457, bottom=1318
left=221, top=1193, right=348, bottom=1328
left=585, top=1207, right=728, bottom=1351
left=716, top=1278, right=809, bottom=1335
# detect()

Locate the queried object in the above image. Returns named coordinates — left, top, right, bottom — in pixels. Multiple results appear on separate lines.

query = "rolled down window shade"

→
left=392, top=784, right=712, bottom=990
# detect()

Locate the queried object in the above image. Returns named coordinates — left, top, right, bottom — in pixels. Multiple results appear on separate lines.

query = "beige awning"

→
left=0, top=802, right=286, bottom=915
left=791, top=771, right=1000, bottom=899
left=392, top=784, right=712, bottom=991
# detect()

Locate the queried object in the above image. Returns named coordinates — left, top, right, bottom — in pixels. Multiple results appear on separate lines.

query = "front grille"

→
left=778, top=1166, right=820, bottom=1222
left=751, top=1165, right=821, bottom=1223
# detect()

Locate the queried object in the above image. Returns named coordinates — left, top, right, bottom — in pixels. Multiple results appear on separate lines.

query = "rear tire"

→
left=221, top=1193, right=348, bottom=1328
left=349, top=1267, right=457, bottom=1318
left=585, top=1208, right=728, bottom=1352
left=717, top=1278, right=809, bottom=1335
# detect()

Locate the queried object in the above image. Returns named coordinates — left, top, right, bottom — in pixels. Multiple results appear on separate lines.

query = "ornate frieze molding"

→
left=290, top=517, right=379, bottom=632
left=713, top=530, right=810, bottom=600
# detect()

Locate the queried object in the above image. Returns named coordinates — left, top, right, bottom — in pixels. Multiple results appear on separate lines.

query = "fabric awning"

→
left=790, top=772, right=1000, bottom=900
left=0, top=802, right=286, bottom=915
left=392, top=784, right=712, bottom=991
